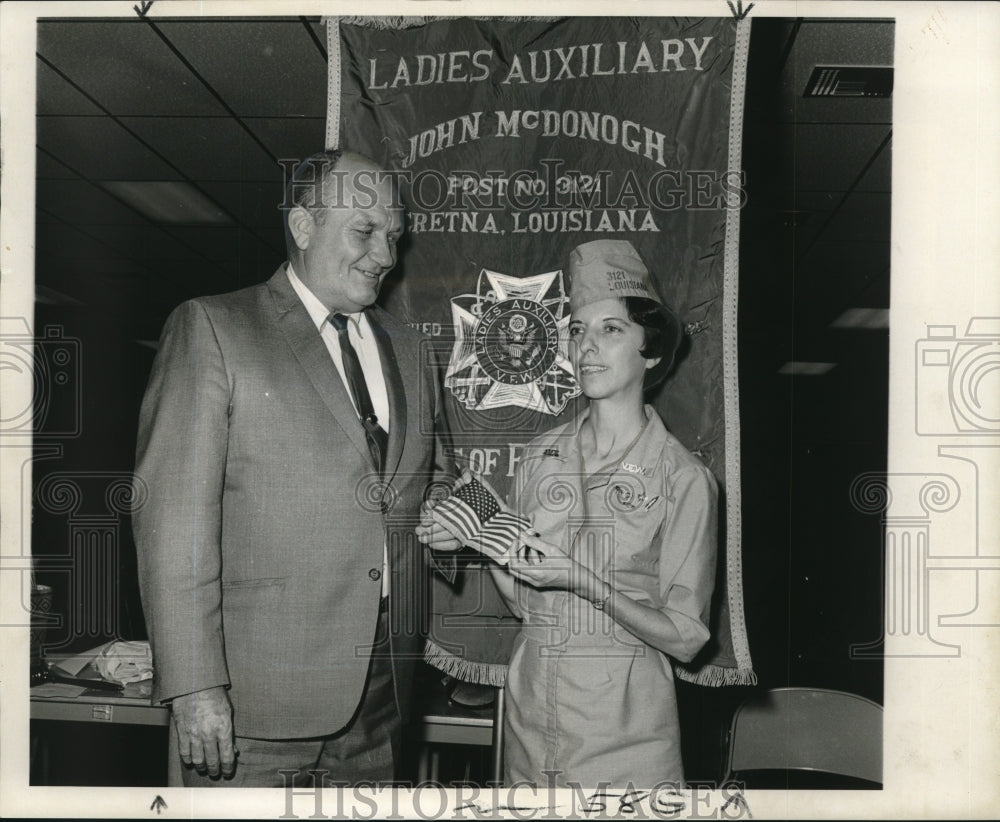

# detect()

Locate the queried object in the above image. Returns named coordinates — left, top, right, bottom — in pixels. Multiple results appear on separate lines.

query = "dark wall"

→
left=31, top=302, right=154, bottom=653
left=736, top=19, right=886, bottom=707
left=677, top=19, right=887, bottom=781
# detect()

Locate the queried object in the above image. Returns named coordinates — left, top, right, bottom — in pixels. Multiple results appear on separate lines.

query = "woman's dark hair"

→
left=622, top=296, right=683, bottom=391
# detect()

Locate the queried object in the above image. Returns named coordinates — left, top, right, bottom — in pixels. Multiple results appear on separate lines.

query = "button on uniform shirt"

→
left=287, top=263, right=390, bottom=596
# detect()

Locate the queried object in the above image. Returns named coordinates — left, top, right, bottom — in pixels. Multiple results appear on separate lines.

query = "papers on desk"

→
left=31, top=678, right=152, bottom=700
left=33, top=640, right=154, bottom=700
left=49, top=640, right=153, bottom=685
left=93, top=640, right=153, bottom=684
left=30, top=682, right=89, bottom=699
left=49, top=651, right=91, bottom=678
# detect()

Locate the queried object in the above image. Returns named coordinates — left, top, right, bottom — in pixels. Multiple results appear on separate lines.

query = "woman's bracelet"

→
left=591, top=583, right=613, bottom=611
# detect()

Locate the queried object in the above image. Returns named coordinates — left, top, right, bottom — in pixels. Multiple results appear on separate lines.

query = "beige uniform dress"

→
left=502, top=406, right=718, bottom=788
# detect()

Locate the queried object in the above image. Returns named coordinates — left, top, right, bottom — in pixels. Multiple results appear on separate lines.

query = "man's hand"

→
left=417, top=473, right=482, bottom=552
left=171, top=685, right=236, bottom=778
left=416, top=497, right=464, bottom=551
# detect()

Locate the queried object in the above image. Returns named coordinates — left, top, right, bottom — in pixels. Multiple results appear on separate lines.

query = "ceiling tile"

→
left=854, top=267, right=890, bottom=308
left=226, top=233, right=287, bottom=286
left=780, top=92, right=893, bottom=126
left=99, top=181, right=233, bottom=225
left=36, top=179, right=149, bottom=226
left=779, top=123, right=891, bottom=191
left=157, top=223, right=285, bottom=268
left=308, top=19, right=328, bottom=48
left=36, top=148, right=76, bottom=180
left=35, top=222, right=224, bottom=296
left=198, top=180, right=286, bottom=228
left=32, top=224, right=202, bottom=297
left=37, top=20, right=227, bottom=116
left=36, top=59, right=103, bottom=116
left=36, top=255, right=155, bottom=291
left=256, top=227, right=288, bottom=257
left=60, top=223, right=283, bottom=292
left=37, top=116, right=183, bottom=180
left=772, top=190, right=841, bottom=241
left=818, top=191, right=891, bottom=244
left=798, top=239, right=890, bottom=308
left=84, top=224, right=230, bottom=268
left=792, top=20, right=895, bottom=69
left=35, top=222, right=133, bottom=265
left=245, top=118, right=326, bottom=165
left=154, top=21, right=327, bottom=117
left=163, top=226, right=269, bottom=264
left=119, top=116, right=279, bottom=181
left=37, top=262, right=193, bottom=319
left=854, top=143, right=891, bottom=192
left=782, top=189, right=888, bottom=254
left=779, top=20, right=894, bottom=124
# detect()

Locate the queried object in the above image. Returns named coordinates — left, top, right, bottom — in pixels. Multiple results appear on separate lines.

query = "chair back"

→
left=725, top=687, right=882, bottom=784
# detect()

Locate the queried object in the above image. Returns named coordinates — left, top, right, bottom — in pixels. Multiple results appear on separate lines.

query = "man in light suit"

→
left=133, top=149, right=451, bottom=786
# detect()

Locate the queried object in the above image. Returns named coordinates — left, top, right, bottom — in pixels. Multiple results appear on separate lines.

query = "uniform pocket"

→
left=602, top=642, right=639, bottom=687
left=560, top=647, right=615, bottom=689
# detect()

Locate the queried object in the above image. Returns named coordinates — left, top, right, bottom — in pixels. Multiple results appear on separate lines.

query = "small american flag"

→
left=432, top=477, right=528, bottom=565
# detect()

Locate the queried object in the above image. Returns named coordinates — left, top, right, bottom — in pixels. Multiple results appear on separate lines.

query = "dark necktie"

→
left=328, top=313, right=388, bottom=475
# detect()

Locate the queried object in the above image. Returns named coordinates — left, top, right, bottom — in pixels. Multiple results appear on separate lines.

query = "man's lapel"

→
left=368, top=307, right=407, bottom=482
left=266, top=267, right=372, bottom=465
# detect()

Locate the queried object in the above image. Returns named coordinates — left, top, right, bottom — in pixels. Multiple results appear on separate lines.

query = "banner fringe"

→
left=336, top=16, right=429, bottom=30
left=717, top=12, right=757, bottom=686
left=675, top=663, right=758, bottom=687
left=332, top=16, right=560, bottom=30
left=424, top=640, right=508, bottom=687
left=325, top=18, right=340, bottom=149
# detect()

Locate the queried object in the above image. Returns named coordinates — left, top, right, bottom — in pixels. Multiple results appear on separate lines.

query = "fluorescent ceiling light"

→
left=778, top=361, right=836, bottom=376
left=101, top=181, right=232, bottom=224
left=830, top=307, right=890, bottom=330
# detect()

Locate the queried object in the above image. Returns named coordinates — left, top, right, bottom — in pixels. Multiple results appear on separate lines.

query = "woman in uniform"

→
left=419, top=239, right=718, bottom=788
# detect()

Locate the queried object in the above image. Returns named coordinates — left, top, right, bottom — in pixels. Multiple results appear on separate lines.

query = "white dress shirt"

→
left=287, top=263, right=390, bottom=595
left=286, top=264, right=390, bottom=432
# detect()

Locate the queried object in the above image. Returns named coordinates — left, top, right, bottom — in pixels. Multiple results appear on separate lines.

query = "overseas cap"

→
left=567, top=239, right=664, bottom=312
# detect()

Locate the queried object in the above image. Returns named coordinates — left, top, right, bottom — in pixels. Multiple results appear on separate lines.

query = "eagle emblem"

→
left=444, top=268, right=580, bottom=415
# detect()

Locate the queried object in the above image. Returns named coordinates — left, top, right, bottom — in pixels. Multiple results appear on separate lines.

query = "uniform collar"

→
left=578, top=405, right=667, bottom=489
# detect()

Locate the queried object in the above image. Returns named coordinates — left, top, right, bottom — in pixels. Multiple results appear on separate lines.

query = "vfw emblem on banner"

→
left=445, top=268, right=580, bottom=415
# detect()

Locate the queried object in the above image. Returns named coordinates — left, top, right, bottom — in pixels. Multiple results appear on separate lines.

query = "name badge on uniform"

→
left=621, top=461, right=647, bottom=475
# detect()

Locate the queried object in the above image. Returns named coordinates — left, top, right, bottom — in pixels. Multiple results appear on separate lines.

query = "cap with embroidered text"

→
left=567, top=239, right=664, bottom=312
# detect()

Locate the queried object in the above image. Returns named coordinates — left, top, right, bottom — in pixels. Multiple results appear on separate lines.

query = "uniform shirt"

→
left=501, top=405, right=718, bottom=787
left=287, top=263, right=389, bottom=596
left=510, top=405, right=717, bottom=654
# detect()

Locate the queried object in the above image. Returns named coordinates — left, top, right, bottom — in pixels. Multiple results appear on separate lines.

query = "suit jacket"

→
left=133, top=266, right=449, bottom=739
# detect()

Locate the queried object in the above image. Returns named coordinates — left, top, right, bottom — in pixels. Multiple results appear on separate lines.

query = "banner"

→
left=330, top=15, right=754, bottom=686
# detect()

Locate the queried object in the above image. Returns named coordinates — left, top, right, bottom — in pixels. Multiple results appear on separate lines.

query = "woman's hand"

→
left=507, top=532, right=602, bottom=598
